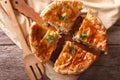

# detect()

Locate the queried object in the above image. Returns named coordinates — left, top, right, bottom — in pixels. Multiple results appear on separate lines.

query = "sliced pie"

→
left=73, top=10, right=108, bottom=54
left=40, top=0, right=83, bottom=33
left=54, top=41, right=100, bottom=75
left=29, top=22, right=48, bottom=55
left=29, top=22, right=60, bottom=62
left=29, top=1, right=108, bottom=76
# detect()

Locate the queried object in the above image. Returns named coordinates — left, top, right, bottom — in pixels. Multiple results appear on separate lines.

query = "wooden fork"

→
left=0, top=0, right=50, bottom=80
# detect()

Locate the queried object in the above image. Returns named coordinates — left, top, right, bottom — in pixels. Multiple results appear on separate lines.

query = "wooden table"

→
left=0, top=20, right=120, bottom=80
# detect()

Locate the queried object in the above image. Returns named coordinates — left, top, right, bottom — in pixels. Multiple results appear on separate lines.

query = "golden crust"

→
left=74, top=10, right=108, bottom=54
left=29, top=1, right=108, bottom=75
left=29, top=22, right=60, bottom=63
left=41, top=0, right=83, bottom=33
left=29, top=22, right=47, bottom=56
left=37, top=30, right=60, bottom=62
left=54, top=41, right=100, bottom=75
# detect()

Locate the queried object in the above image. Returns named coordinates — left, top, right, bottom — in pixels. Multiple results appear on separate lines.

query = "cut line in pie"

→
left=29, top=0, right=107, bottom=75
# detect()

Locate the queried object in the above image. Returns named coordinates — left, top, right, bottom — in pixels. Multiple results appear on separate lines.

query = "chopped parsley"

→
left=58, top=14, right=66, bottom=22
left=46, top=35, right=54, bottom=43
left=69, top=47, right=75, bottom=54
left=80, top=33, right=87, bottom=39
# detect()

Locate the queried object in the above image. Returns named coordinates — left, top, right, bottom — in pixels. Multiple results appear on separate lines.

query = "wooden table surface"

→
left=0, top=20, right=120, bottom=80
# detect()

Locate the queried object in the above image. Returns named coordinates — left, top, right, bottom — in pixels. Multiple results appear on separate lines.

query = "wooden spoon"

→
left=0, top=0, right=49, bottom=80
left=11, top=0, right=45, bottom=26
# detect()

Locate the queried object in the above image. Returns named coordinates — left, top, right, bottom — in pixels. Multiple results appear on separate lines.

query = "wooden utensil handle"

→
left=11, top=0, right=45, bottom=26
left=0, top=0, right=32, bottom=57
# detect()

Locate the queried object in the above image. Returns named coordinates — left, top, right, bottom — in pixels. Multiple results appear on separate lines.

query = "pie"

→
left=40, top=0, right=83, bottom=33
left=29, top=22, right=60, bottom=62
left=29, top=1, right=107, bottom=75
left=73, top=10, right=108, bottom=54
left=29, top=22, right=47, bottom=56
left=54, top=41, right=100, bottom=75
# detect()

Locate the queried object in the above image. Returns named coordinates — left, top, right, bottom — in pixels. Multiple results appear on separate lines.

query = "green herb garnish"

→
left=58, top=14, right=66, bottom=22
left=69, top=47, right=75, bottom=54
left=80, top=33, right=87, bottom=39
left=46, top=35, right=54, bottom=43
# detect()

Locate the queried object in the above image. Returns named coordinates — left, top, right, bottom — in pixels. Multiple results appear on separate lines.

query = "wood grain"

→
left=0, top=45, right=29, bottom=80
left=0, top=29, right=14, bottom=45
left=0, top=23, right=120, bottom=80
left=78, top=65, right=120, bottom=80
left=115, top=19, right=120, bottom=26
left=0, top=45, right=120, bottom=80
left=107, top=26, right=120, bottom=45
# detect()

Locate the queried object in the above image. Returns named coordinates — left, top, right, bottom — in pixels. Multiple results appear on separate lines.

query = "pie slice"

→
left=73, top=10, right=108, bottom=54
left=29, top=22, right=48, bottom=55
left=54, top=41, right=100, bottom=75
left=40, top=0, right=83, bottom=33
left=29, top=22, right=60, bottom=62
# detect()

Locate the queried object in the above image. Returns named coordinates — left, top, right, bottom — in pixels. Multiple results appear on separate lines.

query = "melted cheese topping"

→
left=54, top=41, right=98, bottom=75
left=41, top=0, right=83, bottom=32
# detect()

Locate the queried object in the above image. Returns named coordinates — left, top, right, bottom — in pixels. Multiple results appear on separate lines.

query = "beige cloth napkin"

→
left=81, top=0, right=120, bottom=29
left=0, top=0, right=120, bottom=80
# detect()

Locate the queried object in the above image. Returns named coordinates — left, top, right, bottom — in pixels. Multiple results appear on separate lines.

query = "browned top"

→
left=29, top=1, right=108, bottom=75
left=41, top=0, right=83, bottom=32
left=0, top=15, right=120, bottom=80
left=29, top=23, right=60, bottom=62
left=29, top=23, right=47, bottom=48
left=54, top=41, right=100, bottom=75
left=74, top=10, right=107, bottom=53
left=36, top=30, right=60, bottom=62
